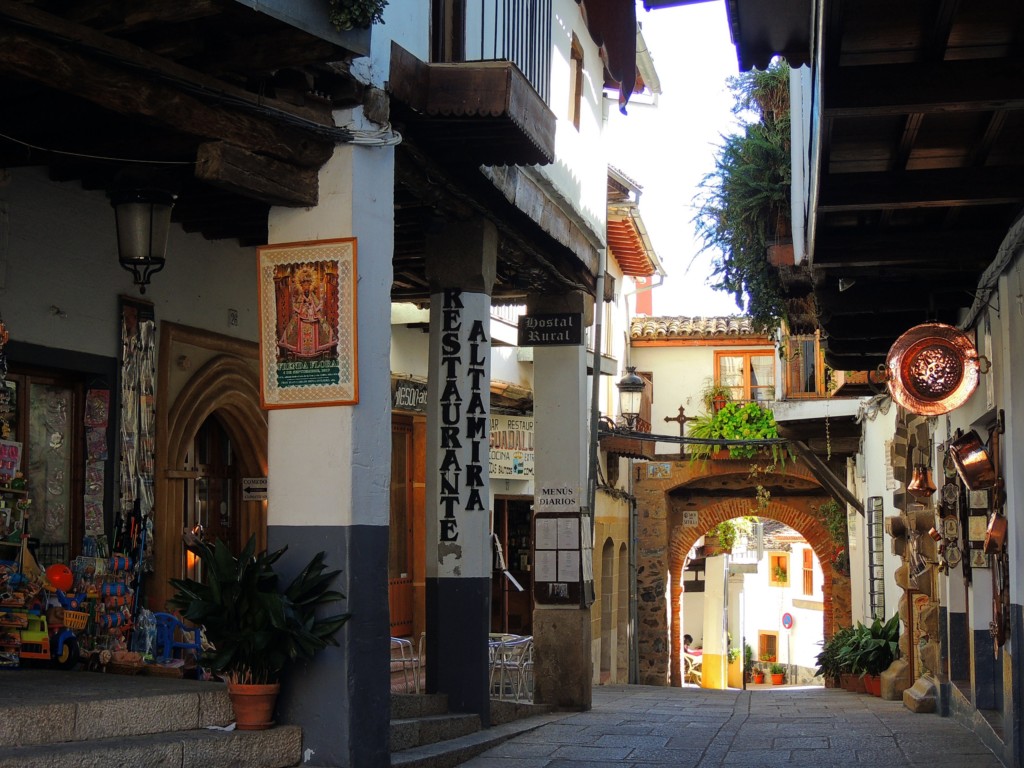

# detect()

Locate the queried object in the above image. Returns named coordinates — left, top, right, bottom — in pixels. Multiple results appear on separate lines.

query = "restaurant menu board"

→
left=533, top=513, right=581, bottom=605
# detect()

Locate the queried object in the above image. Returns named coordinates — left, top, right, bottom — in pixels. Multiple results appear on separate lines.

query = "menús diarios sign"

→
left=489, top=414, right=534, bottom=477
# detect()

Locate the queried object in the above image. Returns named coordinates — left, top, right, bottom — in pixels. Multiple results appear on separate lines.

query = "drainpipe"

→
left=587, top=249, right=607, bottom=608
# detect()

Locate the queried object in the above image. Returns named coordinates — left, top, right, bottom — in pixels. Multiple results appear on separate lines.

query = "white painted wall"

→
left=740, top=546, right=824, bottom=672
left=2, top=167, right=258, bottom=359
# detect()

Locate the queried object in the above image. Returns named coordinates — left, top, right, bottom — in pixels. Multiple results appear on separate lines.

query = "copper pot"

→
left=948, top=430, right=996, bottom=490
left=984, top=514, right=1007, bottom=555
left=886, top=323, right=982, bottom=415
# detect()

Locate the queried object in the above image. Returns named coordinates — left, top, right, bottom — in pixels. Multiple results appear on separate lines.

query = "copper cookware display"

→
left=906, top=464, right=937, bottom=500
left=886, top=323, right=983, bottom=416
left=948, top=430, right=996, bottom=490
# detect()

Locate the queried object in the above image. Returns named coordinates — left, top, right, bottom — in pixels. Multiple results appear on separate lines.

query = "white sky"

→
left=605, top=0, right=745, bottom=317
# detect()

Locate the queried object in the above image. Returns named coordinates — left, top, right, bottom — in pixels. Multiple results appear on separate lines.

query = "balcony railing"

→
left=437, top=0, right=552, bottom=103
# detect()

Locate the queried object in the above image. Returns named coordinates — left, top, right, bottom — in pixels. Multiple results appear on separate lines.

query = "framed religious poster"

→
left=257, top=238, right=358, bottom=408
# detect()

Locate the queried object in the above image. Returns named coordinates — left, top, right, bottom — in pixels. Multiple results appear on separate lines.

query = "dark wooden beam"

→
left=792, top=441, right=864, bottom=515
left=825, top=59, right=1024, bottom=117
left=0, top=2, right=337, bottom=166
left=195, top=141, right=318, bottom=207
left=818, top=167, right=1024, bottom=212
left=813, top=229, right=1000, bottom=268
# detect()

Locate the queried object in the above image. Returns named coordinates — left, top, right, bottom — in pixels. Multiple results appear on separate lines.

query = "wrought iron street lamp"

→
left=110, top=188, right=176, bottom=294
left=616, top=366, right=644, bottom=430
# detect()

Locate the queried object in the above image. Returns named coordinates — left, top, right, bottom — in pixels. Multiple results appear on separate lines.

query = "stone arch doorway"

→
left=667, top=499, right=841, bottom=687
left=634, top=457, right=852, bottom=686
left=151, top=323, right=268, bottom=610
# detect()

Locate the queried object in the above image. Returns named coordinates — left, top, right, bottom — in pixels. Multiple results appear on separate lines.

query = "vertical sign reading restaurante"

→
left=434, top=289, right=490, bottom=573
left=257, top=238, right=358, bottom=408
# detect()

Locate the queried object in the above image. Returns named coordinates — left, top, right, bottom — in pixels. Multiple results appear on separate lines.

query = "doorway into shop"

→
left=491, top=497, right=533, bottom=636
left=181, top=415, right=240, bottom=581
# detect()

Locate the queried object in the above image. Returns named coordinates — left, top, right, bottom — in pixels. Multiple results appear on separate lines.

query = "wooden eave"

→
left=599, top=433, right=656, bottom=460
left=632, top=337, right=772, bottom=347
left=723, top=0, right=1024, bottom=369
left=388, top=42, right=555, bottom=167
left=607, top=211, right=657, bottom=277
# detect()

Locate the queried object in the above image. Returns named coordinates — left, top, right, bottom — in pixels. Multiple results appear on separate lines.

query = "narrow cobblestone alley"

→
left=462, top=685, right=1005, bottom=768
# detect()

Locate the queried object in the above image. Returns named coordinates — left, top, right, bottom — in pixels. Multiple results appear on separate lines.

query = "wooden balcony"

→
left=389, top=42, right=556, bottom=168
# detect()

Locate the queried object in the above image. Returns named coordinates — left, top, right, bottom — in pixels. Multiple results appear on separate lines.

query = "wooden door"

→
left=388, top=419, right=414, bottom=636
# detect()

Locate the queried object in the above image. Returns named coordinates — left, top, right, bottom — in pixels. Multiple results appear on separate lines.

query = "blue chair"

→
left=153, top=612, right=203, bottom=664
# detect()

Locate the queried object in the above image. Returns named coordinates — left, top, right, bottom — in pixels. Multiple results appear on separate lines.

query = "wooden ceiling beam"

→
left=195, top=141, right=318, bottom=207
left=0, top=2, right=337, bottom=165
left=825, top=59, right=1024, bottom=117
left=813, top=228, right=1000, bottom=267
left=818, top=167, right=1024, bottom=212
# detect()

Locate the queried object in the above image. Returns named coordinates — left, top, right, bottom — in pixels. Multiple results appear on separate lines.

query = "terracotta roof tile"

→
left=629, top=315, right=761, bottom=340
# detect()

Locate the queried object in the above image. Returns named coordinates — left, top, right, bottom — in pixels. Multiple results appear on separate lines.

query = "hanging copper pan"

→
left=948, top=430, right=996, bottom=490
left=886, top=323, right=982, bottom=416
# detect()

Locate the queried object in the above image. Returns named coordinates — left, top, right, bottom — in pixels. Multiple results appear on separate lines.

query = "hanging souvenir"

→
left=886, top=323, right=985, bottom=416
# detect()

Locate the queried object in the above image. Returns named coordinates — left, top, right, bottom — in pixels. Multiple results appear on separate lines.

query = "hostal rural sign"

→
left=517, top=313, right=582, bottom=346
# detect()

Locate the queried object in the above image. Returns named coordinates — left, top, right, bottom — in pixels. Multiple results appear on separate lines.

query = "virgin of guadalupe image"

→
left=276, top=264, right=338, bottom=359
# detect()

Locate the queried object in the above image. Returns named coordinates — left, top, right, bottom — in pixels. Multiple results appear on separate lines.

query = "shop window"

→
left=758, top=631, right=778, bottom=662
left=785, top=333, right=825, bottom=397
left=802, top=548, right=814, bottom=595
left=769, top=553, right=789, bottom=586
left=715, top=350, right=775, bottom=401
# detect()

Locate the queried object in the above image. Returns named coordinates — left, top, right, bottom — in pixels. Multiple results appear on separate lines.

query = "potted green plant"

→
left=752, top=664, right=765, bottom=684
left=769, top=662, right=785, bottom=685
left=743, top=642, right=754, bottom=682
left=703, top=517, right=756, bottom=555
left=694, top=60, right=792, bottom=335
left=848, top=614, right=900, bottom=696
left=169, top=535, right=351, bottom=730
left=814, top=625, right=853, bottom=688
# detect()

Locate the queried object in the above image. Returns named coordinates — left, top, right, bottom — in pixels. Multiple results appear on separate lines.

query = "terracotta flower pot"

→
left=864, top=674, right=881, bottom=697
left=770, top=673, right=784, bottom=685
left=228, top=681, right=280, bottom=730
left=753, top=672, right=765, bottom=684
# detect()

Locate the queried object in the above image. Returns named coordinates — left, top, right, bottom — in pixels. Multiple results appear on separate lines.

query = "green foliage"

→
left=769, top=662, right=785, bottom=675
left=816, top=616, right=900, bottom=681
left=818, top=498, right=847, bottom=544
left=814, top=625, right=855, bottom=684
left=694, top=60, right=792, bottom=335
left=169, top=535, right=351, bottom=684
left=706, top=516, right=757, bottom=551
left=327, top=0, right=388, bottom=29
left=744, top=642, right=754, bottom=674
left=698, top=401, right=784, bottom=461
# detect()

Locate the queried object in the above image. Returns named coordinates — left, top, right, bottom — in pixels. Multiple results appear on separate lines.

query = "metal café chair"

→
left=490, top=634, right=533, bottom=702
left=390, top=636, right=421, bottom=694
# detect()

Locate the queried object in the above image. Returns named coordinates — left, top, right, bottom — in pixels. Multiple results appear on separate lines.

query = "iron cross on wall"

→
left=664, top=406, right=695, bottom=457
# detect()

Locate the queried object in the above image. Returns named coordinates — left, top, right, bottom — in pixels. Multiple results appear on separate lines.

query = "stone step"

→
left=391, top=692, right=450, bottom=719
left=390, top=712, right=566, bottom=768
left=390, top=713, right=482, bottom=752
left=0, top=724, right=302, bottom=768
left=2, top=676, right=233, bottom=748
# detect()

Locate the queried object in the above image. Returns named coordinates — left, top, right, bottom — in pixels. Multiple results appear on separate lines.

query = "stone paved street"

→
left=462, top=685, right=1006, bottom=767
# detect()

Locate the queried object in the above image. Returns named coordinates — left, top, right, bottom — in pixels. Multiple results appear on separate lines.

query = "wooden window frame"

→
left=768, top=552, right=789, bottom=587
left=784, top=331, right=825, bottom=398
left=569, top=34, right=584, bottom=130
left=802, top=548, right=814, bottom=595
left=714, top=349, right=775, bottom=402
left=758, top=631, right=778, bottom=662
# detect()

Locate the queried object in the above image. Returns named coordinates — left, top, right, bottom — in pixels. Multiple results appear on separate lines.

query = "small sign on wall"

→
left=242, top=477, right=268, bottom=501
left=517, top=313, right=583, bottom=347
left=680, top=510, right=699, bottom=527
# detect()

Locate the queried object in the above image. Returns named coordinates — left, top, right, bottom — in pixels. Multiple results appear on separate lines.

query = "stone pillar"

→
left=701, top=554, right=728, bottom=689
left=266, top=133, right=394, bottom=767
left=423, top=219, right=496, bottom=721
left=529, top=291, right=593, bottom=709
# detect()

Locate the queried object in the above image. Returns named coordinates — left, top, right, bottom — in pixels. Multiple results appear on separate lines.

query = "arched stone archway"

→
left=152, top=323, right=268, bottom=610
left=633, top=457, right=852, bottom=686
left=666, top=499, right=843, bottom=686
